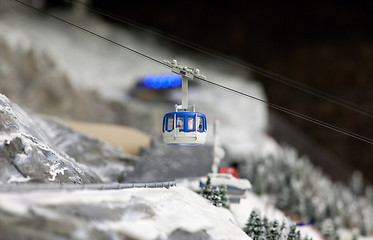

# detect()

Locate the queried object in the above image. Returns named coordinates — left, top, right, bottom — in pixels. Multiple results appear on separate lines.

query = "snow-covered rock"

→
left=0, top=186, right=250, bottom=240
left=0, top=94, right=101, bottom=184
left=34, top=116, right=136, bottom=183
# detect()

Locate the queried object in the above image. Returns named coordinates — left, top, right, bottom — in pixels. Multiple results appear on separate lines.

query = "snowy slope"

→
left=35, top=116, right=135, bottom=183
left=0, top=186, right=250, bottom=240
left=0, top=94, right=101, bottom=184
left=230, top=191, right=324, bottom=240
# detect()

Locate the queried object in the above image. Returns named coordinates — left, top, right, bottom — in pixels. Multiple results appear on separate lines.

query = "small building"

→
left=199, top=173, right=252, bottom=203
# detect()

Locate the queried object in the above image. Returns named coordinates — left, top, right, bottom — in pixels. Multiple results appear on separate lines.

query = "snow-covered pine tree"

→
left=279, top=227, right=287, bottom=240
left=280, top=219, right=286, bottom=232
left=296, top=230, right=301, bottom=240
left=287, top=225, right=297, bottom=240
left=263, top=216, right=270, bottom=237
left=321, top=218, right=335, bottom=239
left=219, top=185, right=230, bottom=209
left=268, top=219, right=280, bottom=240
left=288, top=181, right=301, bottom=214
left=350, top=171, right=364, bottom=197
left=258, top=223, right=267, bottom=240
left=212, top=186, right=221, bottom=207
left=244, top=209, right=258, bottom=237
left=252, top=210, right=264, bottom=240
left=202, top=176, right=213, bottom=202
left=239, top=145, right=373, bottom=236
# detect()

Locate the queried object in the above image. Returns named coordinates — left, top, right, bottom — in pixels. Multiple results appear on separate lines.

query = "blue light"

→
left=152, top=74, right=161, bottom=89
left=144, top=75, right=152, bottom=87
left=143, top=73, right=182, bottom=89
left=161, top=74, right=171, bottom=88
left=170, top=74, right=182, bottom=87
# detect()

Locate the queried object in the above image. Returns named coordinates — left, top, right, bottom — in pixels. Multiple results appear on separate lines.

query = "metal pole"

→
left=212, top=119, right=224, bottom=174
left=181, top=76, right=188, bottom=110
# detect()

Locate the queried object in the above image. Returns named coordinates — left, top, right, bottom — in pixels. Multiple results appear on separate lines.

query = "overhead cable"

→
left=13, top=0, right=373, bottom=145
left=66, top=0, right=373, bottom=119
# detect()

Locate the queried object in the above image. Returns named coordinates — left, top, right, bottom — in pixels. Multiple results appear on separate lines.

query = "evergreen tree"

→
left=219, top=185, right=230, bottom=209
left=263, top=216, right=270, bottom=237
left=202, top=176, right=213, bottom=201
left=252, top=212, right=263, bottom=240
left=287, top=225, right=297, bottom=240
left=350, top=171, right=364, bottom=196
left=280, top=219, right=287, bottom=231
left=279, top=228, right=287, bottom=240
left=269, top=220, right=280, bottom=240
left=321, top=218, right=334, bottom=239
left=257, top=224, right=267, bottom=240
left=296, top=230, right=301, bottom=240
left=244, top=209, right=258, bottom=238
left=304, top=196, right=316, bottom=223
left=212, top=186, right=221, bottom=207
left=202, top=178, right=230, bottom=209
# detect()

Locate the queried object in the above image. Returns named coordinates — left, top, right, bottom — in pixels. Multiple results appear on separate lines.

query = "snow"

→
left=0, top=186, right=250, bottom=239
left=0, top=94, right=102, bottom=184
left=6, top=175, right=31, bottom=183
left=230, top=191, right=287, bottom=228
left=47, top=162, right=68, bottom=181
left=360, top=237, right=373, bottom=240
left=298, top=226, right=324, bottom=240
left=200, top=173, right=252, bottom=190
left=97, top=220, right=159, bottom=240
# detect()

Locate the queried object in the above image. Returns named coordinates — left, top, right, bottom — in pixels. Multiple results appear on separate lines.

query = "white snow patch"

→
left=6, top=175, right=31, bottom=183
left=360, top=237, right=373, bottom=240
left=0, top=195, right=29, bottom=216
left=96, top=220, right=159, bottom=240
left=47, top=161, right=68, bottom=181
left=230, top=191, right=287, bottom=228
left=0, top=186, right=249, bottom=239
left=298, top=225, right=324, bottom=240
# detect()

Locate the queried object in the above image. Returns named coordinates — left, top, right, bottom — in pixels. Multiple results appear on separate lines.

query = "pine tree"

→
left=296, top=230, right=301, bottom=240
left=202, top=176, right=213, bottom=202
left=287, top=225, right=297, bottom=240
left=350, top=171, right=364, bottom=196
left=244, top=209, right=258, bottom=237
left=279, top=228, right=287, bottom=240
left=280, top=219, right=286, bottom=231
left=269, top=220, right=280, bottom=240
left=321, top=218, right=334, bottom=238
left=219, top=185, right=230, bottom=208
left=258, top=223, right=267, bottom=240
left=263, top=216, right=270, bottom=237
left=252, top=213, right=263, bottom=240
left=201, top=178, right=231, bottom=209
left=212, top=186, right=221, bottom=207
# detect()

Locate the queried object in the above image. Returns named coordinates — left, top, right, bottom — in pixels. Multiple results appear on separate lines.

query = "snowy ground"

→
left=0, top=186, right=249, bottom=240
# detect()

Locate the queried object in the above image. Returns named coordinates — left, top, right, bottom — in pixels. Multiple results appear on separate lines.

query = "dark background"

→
left=46, top=0, right=373, bottom=184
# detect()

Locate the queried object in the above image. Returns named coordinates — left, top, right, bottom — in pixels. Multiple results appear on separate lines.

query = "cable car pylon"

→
left=162, top=60, right=208, bottom=145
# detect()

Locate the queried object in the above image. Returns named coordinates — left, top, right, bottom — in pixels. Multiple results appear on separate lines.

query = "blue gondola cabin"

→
left=163, top=111, right=207, bottom=145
